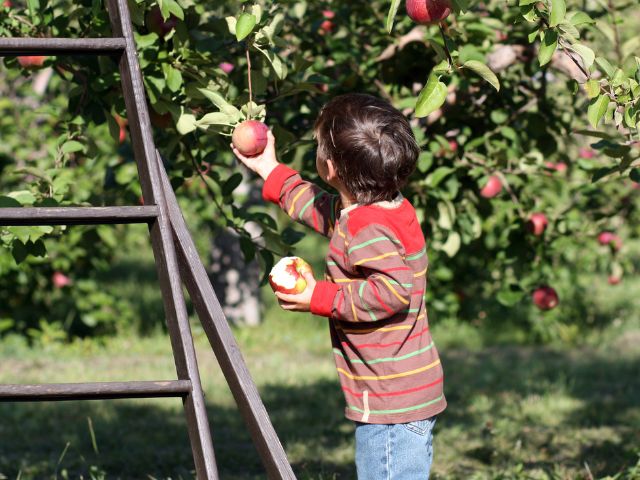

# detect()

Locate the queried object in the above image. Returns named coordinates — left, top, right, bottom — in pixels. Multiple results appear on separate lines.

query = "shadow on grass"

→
left=1, top=348, right=638, bottom=479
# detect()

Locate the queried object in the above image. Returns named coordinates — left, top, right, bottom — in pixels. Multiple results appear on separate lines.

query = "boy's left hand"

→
left=275, top=271, right=316, bottom=312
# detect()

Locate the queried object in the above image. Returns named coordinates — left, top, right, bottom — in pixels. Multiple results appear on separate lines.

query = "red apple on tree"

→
left=578, top=147, right=595, bottom=159
left=3, top=1, right=12, bottom=7
left=532, top=285, right=559, bottom=311
left=527, top=213, right=548, bottom=236
left=608, top=275, right=621, bottom=285
left=52, top=271, right=72, bottom=288
left=17, top=56, right=46, bottom=69
left=114, top=114, right=127, bottom=143
left=406, top=0, right=452, bottom=25
left=597, top=231, right=622, bottom=251
left=232, top=120, right=269, bottom=157
left=219, top=62, right=234, bottom=74
left=269, top=256, right=314, bottom=295
left=146, top=6, right=178, bottom=38
left=480, top=174, right=503, bottom=198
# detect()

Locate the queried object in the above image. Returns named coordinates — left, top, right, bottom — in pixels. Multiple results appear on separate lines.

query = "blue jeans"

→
left=355, top=417, right=437, bottom=479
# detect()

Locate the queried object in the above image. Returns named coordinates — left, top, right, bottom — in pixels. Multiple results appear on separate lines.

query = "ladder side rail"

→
left=0, top=37, right=126, bottom=55
left=157, top=152, right=297, bottom=480
left=106, top=1, right=218, bottom=477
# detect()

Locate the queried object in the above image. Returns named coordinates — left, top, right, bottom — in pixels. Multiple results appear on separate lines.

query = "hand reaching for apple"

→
left=230, top=126, right=279, bottom=181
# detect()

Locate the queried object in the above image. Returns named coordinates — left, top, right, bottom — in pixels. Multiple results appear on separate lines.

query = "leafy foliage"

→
left=0, top=0, right=639, bottom=341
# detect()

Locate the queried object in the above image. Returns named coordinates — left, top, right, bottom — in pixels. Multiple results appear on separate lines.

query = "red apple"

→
left=114, top=114, right=127, bottom=143
left=527, top=213, right=548, bottom=236
left=232, top=120, right=269, bottom=157
left=480, top=174, right=503, bottom=198
left=532, top=285, right=559, bottom=311
left=3, top=1, right=11, bottom=7
left=52, top=271, right=71, bottom=288
left=269, top=256, right=313, bottom=295
left=17, top=56, right=46, bottom=69
left=579, top=147, right=594, bottom=159
left=319, top=19, right=334, bottom=34
left=149, top=109, right=172, bottom=129
left=545, top=161, right=567, bottom=173
left=608, top=275, right=621, bottom=285
left=406, top=0, right=452, bottom=25
left=219, top=62, right=234, bottom=74
left=322, top=10, right=335, bottom=19
left=146, top=6, right=178, bottom=38
left=598, top=231, right=622, bottom=251
left=448, top=139, right=458, bottom=152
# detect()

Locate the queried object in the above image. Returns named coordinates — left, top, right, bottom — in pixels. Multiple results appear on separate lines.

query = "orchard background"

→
left=0, top=0, right=639, bottom=478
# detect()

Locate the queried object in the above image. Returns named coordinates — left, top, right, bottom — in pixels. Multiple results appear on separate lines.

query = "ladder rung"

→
left=0, top=38, right=126, bottom=56
left=0, top=206, right=158, bottom=226
left=0, top=380, right=192, bottom=402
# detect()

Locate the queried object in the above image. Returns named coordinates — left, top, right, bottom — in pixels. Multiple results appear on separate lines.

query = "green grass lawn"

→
left=1, top=237, right=639, bottom=479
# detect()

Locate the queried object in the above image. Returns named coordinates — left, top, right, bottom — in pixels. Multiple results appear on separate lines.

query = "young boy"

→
left=232, top=93, right=446, bottom=479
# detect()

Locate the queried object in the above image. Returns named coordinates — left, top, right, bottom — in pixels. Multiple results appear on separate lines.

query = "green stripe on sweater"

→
left=348, top=394, right=444, bottom=415
left=334, top=342, right=434, bottom=365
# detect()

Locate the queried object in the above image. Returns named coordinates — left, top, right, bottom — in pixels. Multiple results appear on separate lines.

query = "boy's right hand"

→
left=231, top=129, right=279, bottom=181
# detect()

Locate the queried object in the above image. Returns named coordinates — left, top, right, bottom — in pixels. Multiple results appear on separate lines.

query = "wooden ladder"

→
left=0, top=1, right=295, bottom=478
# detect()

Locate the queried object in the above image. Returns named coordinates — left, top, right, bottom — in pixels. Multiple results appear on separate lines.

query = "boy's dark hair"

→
left=314, top=93, right=419, bottom=204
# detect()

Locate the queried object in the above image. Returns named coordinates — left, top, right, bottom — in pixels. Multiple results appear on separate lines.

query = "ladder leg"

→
left=105, top=0, right=219, bottom=477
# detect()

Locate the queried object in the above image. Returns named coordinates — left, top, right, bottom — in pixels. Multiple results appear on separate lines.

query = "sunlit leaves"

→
left=415, top=74, right=448, bottom=118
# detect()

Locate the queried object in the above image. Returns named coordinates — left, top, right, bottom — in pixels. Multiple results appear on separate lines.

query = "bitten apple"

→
left=269, top=256, right=313, bottom=295
left=527, top=213, right=548, bottom=236
left=406, top=0, right=452, bottom=25
left=232, top=120, right=269, bottom=157
left=532, top=285, right=559, bottom=311
left=480, top=174, right=503, bottom=198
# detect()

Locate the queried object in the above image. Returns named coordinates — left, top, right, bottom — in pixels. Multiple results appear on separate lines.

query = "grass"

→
left=1, top=234, right=639, bottom=479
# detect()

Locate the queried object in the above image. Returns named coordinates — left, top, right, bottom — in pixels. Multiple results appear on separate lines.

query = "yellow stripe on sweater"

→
left=414, top=268, right=427, bottom=277
left=353, top=251, right=400, bottom=266
left=348, top=283, right=358, bottom=320
left=337, top=359, right=441, bottom=381
left=287, top=185, right=311, bottom=216
left=379, top=277, right=410, bottom=305
left=340, top=325, right=412, bottom=334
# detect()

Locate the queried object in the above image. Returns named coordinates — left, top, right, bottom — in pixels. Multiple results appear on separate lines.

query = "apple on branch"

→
left=406, top=0, right=452, bottom=25
left=532, top=285, right=559, bottom=311
left=527, top=213, right=548, bottom=236
left=269, top=256, right=313, bottom=295
left=232, top=120, right=269, bottom=157
left=480, top=174, right=503, bottom=198
left=17, top=56, right=47, bottom=69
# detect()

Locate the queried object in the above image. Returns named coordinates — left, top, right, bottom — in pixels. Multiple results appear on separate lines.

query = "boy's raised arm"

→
left=232, top=130, right=339, bottom=238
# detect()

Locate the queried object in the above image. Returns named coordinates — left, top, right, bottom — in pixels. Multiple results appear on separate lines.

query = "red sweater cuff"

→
left=262, top=164, right=298, bottom=204
left=310, top=281, right=340, bottom=318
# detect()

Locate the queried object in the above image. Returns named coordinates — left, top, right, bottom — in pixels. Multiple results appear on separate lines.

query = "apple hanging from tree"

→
left=406, top=0, right=452, bottom=25
left=480, top=174, right=503, bottom=198
left=114, top=114, right=127, bottom=143
left=527, top=213, right=548, bottom=236
left=232, top=120, right=269, bottom=157
left=532, top=285, right=559, bottom=311
left=269, top=256, right=314, bottom=295
left=52, top=271, right=72, bottom=288
left=146, top=6, right=178, bottom=38
left=17, top=56, right=46, bottom=69
left=219, top=62, right=234, bottom=74
left=597, top=231, right=622, bottom=251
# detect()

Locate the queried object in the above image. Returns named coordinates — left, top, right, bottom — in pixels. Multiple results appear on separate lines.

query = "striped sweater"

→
left=263, top=164, right=446, bottom=424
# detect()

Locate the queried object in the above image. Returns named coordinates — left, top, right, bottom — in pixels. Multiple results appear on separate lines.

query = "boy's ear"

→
left=325, top=158, right=339, bottom=182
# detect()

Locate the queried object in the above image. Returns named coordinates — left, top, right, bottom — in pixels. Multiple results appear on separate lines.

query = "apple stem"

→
left=246, top=47, right=253, bottom=120
left=438, top=23, right=454, bottom=70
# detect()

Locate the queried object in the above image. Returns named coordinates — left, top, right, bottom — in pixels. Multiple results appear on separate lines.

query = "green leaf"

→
left=595, top=56, right=615, bottom=77
left=427, top=167, right=454, bottom=188
left=163, top=64, right=183, bottom=93
left=61, top=140, right=85, bottom=154
left=519, top=0, right=537, bottom=5
left=415, top=74, right=448, bottom=118
left=0, top=196, right=22, bottom=208
left=591, top=166, right=618, bottom=182
left=386, top=0, right=402, bottom=33
left=624, top=103, right=638, bottom=128
left=281, top=226, right=306, bottom=245
left=630, top=168, right=640, bottom=183
left=567, top=11, right=594, bottom=26
left=587, top=95, right=609, bottom=128
left=584, top=79, right=600, bottom=99
left=463, top=60, right=500, bottom=91
left=549, top=0, right=566, bottom=27
left=222, top=172, right=243, bottom=197
left=571, top=43, right=594, bottom=69
left=441, top=231, right=461, bottom=257
left=497, top=286, right=525, bottom=306
left=225, top=16, right=237, bottom=35
left=239, top=236, right=256, bottom=262
left=176, top=112, right=198, bottom=135
left=195, top=112, right=235, bottom=127
left=236, top=13, right=256, bottom=41
left=538, top=29, right=558, bottom=66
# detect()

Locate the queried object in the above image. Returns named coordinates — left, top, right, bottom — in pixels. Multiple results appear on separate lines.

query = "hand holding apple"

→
left=269, top=256, right=316, bottom=312
left=231, top=126, right=279, bottom=180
